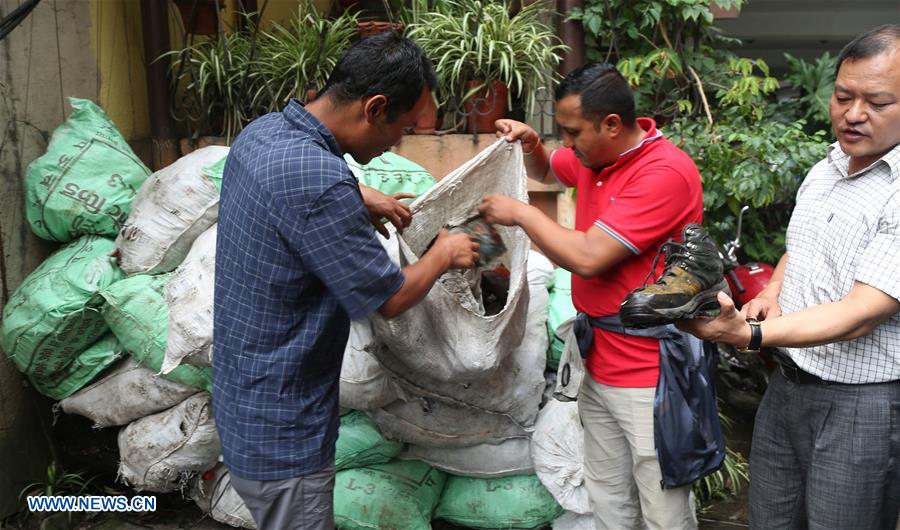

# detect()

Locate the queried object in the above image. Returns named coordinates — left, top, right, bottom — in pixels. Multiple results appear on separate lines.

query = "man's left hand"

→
left=676, top=291, right=753, bottom=347
left=479, top=194, right=528, bottom=226
left=360, top=185, right=415, bottom=238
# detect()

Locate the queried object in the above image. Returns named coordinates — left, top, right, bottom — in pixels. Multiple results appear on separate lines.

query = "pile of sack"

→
left=2, top=98, right=592, bottom=529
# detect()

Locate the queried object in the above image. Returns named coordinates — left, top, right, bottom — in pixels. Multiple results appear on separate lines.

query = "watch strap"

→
left=740, top=318, right=762, bottom=352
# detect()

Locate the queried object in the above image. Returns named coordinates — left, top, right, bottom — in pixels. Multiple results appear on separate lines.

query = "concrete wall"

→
left=0, top=0, right=101, bottom=517
left=391, top=134, right=574, bottom=229
left=715, top=0, right=899, bottom=71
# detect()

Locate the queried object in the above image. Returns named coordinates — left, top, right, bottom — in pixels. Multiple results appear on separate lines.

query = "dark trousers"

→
left=749, top=369, right=900, bottom=530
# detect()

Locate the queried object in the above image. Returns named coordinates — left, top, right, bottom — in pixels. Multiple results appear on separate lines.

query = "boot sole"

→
left=620, top=279, right=731, bottom=329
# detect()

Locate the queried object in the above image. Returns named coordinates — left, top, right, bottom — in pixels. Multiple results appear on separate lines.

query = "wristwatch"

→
left=737, top=318, right=762, bottom=353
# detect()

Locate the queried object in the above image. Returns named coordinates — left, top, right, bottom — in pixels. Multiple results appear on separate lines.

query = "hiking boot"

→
left=620, top=224, right=730, bottom=328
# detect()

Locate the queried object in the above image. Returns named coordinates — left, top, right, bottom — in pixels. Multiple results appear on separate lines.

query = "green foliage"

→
left=694, top=447, right=749, bottom=506
left=167, top=3, right=357, bottom=141
left=19, top=462, right=96, bottom=499
left=166, top=28, right=255, bottom=141
left=253, top=6, right=358, bottom=111
left=693, top=409, right=749, bottom=507
left=407, top=0, right=567, bottom=119
left=570, top=0, right=831, bottom=261
left=778, top=52, right=837, bottom=132
left=668, top=118, right=827, bottom=262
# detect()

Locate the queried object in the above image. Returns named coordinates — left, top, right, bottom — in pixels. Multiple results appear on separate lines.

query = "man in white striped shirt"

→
left=680, top=24, right=900, bottom=529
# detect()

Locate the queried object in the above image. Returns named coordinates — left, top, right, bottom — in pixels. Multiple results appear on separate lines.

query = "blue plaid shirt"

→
left=213, top=100, right=404, bottom=480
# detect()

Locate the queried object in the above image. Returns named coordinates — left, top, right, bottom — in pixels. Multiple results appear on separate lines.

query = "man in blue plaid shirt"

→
left=213, top=32, right=480, bottom=529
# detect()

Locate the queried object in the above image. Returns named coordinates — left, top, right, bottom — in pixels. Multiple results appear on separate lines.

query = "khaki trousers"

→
left=578, top=375, right=697, bottom=530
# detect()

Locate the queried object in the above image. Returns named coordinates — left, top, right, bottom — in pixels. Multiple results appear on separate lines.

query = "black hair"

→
left=554, top=63, right=636, bottom=126
left=836, top=24, right=900, bottom=76
left=319, top=31, right=437, bottom=122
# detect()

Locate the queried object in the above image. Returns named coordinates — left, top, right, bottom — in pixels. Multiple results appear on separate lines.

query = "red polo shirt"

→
left=550, top=117, right=703, bottom=387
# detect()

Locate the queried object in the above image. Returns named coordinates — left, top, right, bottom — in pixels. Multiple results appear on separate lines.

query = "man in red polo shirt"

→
left=480, top=63, right=702, bottom=529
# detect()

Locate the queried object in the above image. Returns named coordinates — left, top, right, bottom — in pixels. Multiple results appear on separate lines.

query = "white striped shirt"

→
left=779, top=142, right=900, bottom=383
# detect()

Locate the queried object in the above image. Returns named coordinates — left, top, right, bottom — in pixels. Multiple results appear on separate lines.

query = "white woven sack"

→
left=531, top=399, right=591, bottom=514
left=116, top=146, right=227, bottom=275
left=58, top=357, right=199, bottom=428
left=398, top=436, right=534, bottom=478
left=553, top=511, right=597, bottom=530
left=370, top=140, right=530, bottom=381
left=163, top=224, right=216, bottom=373
left=118, top=392, right=221, bottom=492
left=191, top=463, right=256, bottom=529
left=554, top=324, right=585, bottom=402
left=339, top=319, right=402, bottom=410
left=370, top=396, right=530, bottom=448
left=377, top=250, right=551, bottom=426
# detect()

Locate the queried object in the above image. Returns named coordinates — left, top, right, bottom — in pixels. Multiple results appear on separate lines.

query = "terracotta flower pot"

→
left=174, top=0, right=222, bottom=36
left=463, top=80, right=508, bottom=134
left=356, top=21, right=404, bottom=39
left=413, top=96, right=440, bottom=134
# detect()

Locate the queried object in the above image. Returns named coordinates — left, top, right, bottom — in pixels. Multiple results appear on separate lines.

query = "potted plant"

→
left=166, top=4, right=357, bottom=143
left=356, top=0, right=405, bottom=38
left=407, top=0, right=567, bottom=133
left=167, top=28, right=258, bottom=142
left=252, top=3, right=358, bottom=111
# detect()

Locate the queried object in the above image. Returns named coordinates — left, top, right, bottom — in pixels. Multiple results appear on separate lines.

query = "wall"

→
left=0, top=0, right=100, bottom=517
left=391, top=135, right=574, bottom=229
left=715, top=0, right=898, bottom=71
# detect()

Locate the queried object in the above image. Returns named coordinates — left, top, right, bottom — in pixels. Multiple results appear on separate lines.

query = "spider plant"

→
left=166, top=27, right=260, bottom=141
left=693, top=410, right=750, bottom=508
left=252, top=3, right=358, bottom=112
left=407, top=0, right=567, bottom=119
left=166, top=5, right=357, bottom=142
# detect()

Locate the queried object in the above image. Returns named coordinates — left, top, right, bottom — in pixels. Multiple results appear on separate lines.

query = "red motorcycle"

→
left=721, top=206, right=776, bottom=308
left=716, top=206, right=776, bottom=414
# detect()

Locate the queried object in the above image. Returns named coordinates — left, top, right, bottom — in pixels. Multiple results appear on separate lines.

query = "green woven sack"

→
left=334, top=460, right=446, bottom=530
left=434, top=474, right=564, bottom=529
left=99, top=274, right=211, bottom=391
left=25, top=98, right=151, bottom=242
left=203, top=154, right=227, bottom=192
left=0, top=236, right=124, bottom=397
left=345, top=152, right=436, bottom=197
left=336, top=411, right=402, bottom=471
left=546, top=268, right=576, bottom=370
left=32, top=334, right=124, bottom=400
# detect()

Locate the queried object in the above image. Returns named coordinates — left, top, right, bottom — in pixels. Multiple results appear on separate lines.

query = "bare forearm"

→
left=524, top=144, right=551, bottom=182
left=761, top=292, right=896, bottom=348
left=515, top=205, right=603, bottom=277
left=379, top=250, right=450, bottom=318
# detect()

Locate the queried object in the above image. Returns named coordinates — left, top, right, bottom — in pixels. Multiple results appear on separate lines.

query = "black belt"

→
left=777, top=361, right=830, bottom=385
left=772, top=350, right=831, bottom=385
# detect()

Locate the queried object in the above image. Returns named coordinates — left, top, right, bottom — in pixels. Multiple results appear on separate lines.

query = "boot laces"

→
left=641, top=239, right=689, bottom=286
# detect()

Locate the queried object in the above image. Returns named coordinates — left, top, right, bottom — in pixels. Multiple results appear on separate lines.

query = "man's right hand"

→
left=432, top=229, right=480, bottom=269
left=377, top=229, right=479, bottom=318
left=740, top=295, right=782, bottom=321
left=495, top=119, right=540, bottom=155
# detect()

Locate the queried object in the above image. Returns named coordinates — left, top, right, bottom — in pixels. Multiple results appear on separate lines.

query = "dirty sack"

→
left=25, top=98, right=150, bottom=242
left=116, top=146, right=227, bottom=275
left=370, top=140, right=530, bottom=382
left=163, top=224, right=216, bottom=373
left=0, top=236, right=123, bottom=399
left=118, top=392, right=220, bottom=492
left=530, top=399, right=591, bottom=514
left=59, top=357, right=200, bottom=428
